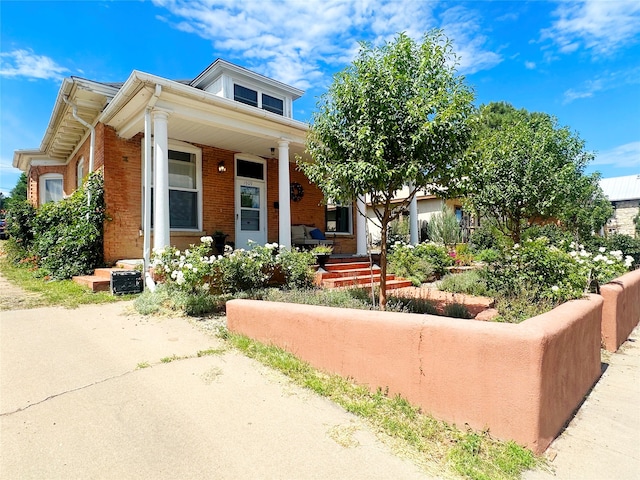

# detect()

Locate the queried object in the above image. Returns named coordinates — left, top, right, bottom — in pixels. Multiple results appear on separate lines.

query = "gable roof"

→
left=14, top=60, right=308, bottom=171
left=600, top=174, right=640, bottom=202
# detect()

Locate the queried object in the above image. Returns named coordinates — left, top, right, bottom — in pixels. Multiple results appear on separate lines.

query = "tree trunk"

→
left=379, top=217, right=388, bottom=311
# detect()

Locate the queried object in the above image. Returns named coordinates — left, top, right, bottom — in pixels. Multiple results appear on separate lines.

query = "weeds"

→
left=224, top=330, right=539, bottom=479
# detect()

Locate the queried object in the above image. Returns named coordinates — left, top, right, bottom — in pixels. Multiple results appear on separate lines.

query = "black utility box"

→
left=111, top=270, right=143, bottom=295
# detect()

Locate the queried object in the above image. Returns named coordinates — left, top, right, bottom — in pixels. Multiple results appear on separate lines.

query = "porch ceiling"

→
left=104, top=82, right=310, bottom=161
left=47, top=86, right=111, bottom=160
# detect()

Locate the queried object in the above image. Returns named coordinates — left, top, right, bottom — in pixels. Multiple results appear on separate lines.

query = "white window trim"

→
left=39, top=173, right=64, bottom=205
left=231, top=79, right=288, bottom=117
left=77, top=157, right=85, bottom=189
left=326, top=202, right=353, bottom=235
left=141, top=138, right=203, bottom=232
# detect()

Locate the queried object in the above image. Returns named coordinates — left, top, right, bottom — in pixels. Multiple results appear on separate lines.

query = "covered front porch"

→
left=99, top=70, right=370, bottom=268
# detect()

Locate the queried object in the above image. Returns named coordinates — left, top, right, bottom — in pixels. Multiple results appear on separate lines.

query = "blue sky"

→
left=1, top=0, right=639, bottom=196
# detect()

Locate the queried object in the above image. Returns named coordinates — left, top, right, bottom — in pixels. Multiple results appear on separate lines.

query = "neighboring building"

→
left=600, top=174, right=640, bottom=237
left=13, top=60, right=368, bottom=265
left=366, top=185, right=476, bottom=245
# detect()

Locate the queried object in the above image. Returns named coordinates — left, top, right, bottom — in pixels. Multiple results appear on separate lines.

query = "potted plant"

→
left=212, top=230, right=228, bottom=255
left=311, top=244, right=333, bottom=269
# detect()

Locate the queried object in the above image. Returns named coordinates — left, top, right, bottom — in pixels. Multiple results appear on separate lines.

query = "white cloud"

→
left=541, top=0, right=640, bottom=57
left=151, top=0, right=502, bottom=89
left=440, top=6, right=503, bottom=75
left=525, top=61, right=536, bottom=70
left=563, top=67, right=640, bottom=103
left=592, top=142, right=640, bottom=168
left=0, top=49, right=69, bottom=81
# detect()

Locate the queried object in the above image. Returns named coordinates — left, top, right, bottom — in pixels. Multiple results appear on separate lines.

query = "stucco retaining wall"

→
left=600, top=269, right=640, bottom=352
left=227, top=295, right=603, bottom=454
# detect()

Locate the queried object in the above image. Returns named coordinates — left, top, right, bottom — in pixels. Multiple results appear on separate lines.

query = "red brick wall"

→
left=95, top=124, right=352, bottom=262
left=102, top=127, right=144, bottom=263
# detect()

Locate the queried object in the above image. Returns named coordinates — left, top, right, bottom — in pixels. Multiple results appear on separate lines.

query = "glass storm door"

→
left=235, top=159, right=266, bottom=249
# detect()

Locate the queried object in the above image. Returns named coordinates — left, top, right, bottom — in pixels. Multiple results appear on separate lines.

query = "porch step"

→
left=323, top=261, right=371, bottom=271
left=318, top=266, right=381, bottom=279
left=322, top=273, right=399, bottom=288
left=72, top=267, right=131, bottom=293
left=72, top=275, right=111, bottom=292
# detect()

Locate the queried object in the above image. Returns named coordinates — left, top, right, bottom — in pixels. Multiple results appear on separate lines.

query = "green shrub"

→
left=133, top=284, right=172, bottom=315
left=387, top=244, right=435, bottom=286
left=387, top=295, right=439, bottom=315
left=590, top=234, right=640, bottom=269
left=4, top=199, right=36, bottom=250
left=485, top=238, right=585, bottom=301
left=439, top=270, right=490, bottom=297
left=468, top=223, right=505, bottom=251
left=7, top=171, right=107, bottom=280
left=443, top=303, right=472, bottom=319
left=522, top=224, right=574, bottom=248
left=387, top=216, right=410, bottom=245
left=428, top=206, right=461, bottom=246
left=152, top=241, right=316, bottom=296
left=474, top=248, right=500, bottom=263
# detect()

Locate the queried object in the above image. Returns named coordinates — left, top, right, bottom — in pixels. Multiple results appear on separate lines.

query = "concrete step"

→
left=72, top=275, right=110, bottom=292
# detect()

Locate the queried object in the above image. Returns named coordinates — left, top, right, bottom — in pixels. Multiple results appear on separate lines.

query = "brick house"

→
left=13, top=60, right=367, bottom=266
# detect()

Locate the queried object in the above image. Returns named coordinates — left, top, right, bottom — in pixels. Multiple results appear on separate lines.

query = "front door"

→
left=235, top=158, right=266, bottom=249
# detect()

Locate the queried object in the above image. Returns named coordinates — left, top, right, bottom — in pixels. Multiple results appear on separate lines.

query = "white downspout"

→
left=63, top=95, right=95, bottom=207
left=144, top=85, right=162, bottom=292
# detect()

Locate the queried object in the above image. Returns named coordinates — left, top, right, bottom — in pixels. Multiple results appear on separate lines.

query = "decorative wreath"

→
left=290, top=182, right=304, bottom=202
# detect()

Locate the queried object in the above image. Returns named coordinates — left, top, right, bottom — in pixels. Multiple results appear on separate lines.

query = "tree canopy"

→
left=464, top=102, right=606, bottom=243
left=299, top=31, right=475, bottom=308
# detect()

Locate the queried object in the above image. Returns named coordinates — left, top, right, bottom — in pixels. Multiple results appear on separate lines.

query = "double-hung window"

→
left=147, top=142, right=202, bottom=230
left=326, top=202, right=352, bottom=234
left=40, top=173, right=64, bottom=204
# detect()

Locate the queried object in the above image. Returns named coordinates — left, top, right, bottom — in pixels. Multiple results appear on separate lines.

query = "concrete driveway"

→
left=0, top=302, right=429, bottom=479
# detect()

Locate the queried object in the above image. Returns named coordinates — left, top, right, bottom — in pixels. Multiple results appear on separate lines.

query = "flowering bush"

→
left=388, top=241, right=454, bottom=285
left=151, top=239, right=316, bottom=296
left=484, top=237, right=634, bottom=302
left=566, top=242, right=632, bottom=292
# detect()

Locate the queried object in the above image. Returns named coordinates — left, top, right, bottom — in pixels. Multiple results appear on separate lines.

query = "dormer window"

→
left=233, top=83, right=284, bottom=116
left=234, top=84, right=258, bottom=107
left=262, top=93, right=283, bottom=115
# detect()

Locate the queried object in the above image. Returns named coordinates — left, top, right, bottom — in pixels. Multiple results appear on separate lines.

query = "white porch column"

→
left=409, top=182, right=419, bottom=245
left=153, top=110, right=170, bottom=251
left=278, top=140, right=291, bottom=248
left=356, top=196, right=367, bottom=255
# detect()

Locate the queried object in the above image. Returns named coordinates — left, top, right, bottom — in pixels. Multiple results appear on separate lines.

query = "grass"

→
left=223, top=329, right=540, bottom=480
left=0, top=254, right=136, bottom=310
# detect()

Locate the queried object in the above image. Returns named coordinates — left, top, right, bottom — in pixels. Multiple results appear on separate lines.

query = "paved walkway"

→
left=0, top=302, right=432, bottom=479
left=1, top=283, right=639, bottom=479
left=524, top=325, right=640, bottom=480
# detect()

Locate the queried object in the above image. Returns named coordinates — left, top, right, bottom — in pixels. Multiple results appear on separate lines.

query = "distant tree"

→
left=0, top=192, right=5, bottom=211
left=558, top=172, right=613, bottom=241
left=299, top=31, right=474, bottom=309
left=5, top=173, right=28, bottom=210
left=464, top=102, right=597, bottom=243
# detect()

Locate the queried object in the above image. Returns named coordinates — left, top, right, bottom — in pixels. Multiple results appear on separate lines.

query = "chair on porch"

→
left=291, top=224, right=334, bottom=250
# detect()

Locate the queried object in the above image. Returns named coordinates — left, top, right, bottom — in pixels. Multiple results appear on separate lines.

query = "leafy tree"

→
left=558, top=172, right=613, bottom=241
left=464, top=102, right=597, bottom=243
left=299, top=31, right=474, bottom=309
left=5, top=173, right=28, bottom=210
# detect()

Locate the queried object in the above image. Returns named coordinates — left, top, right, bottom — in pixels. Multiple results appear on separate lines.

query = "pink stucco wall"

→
left=227, top=295, right=603, bottom=454
left=600, top=269, right=640, bottom=352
